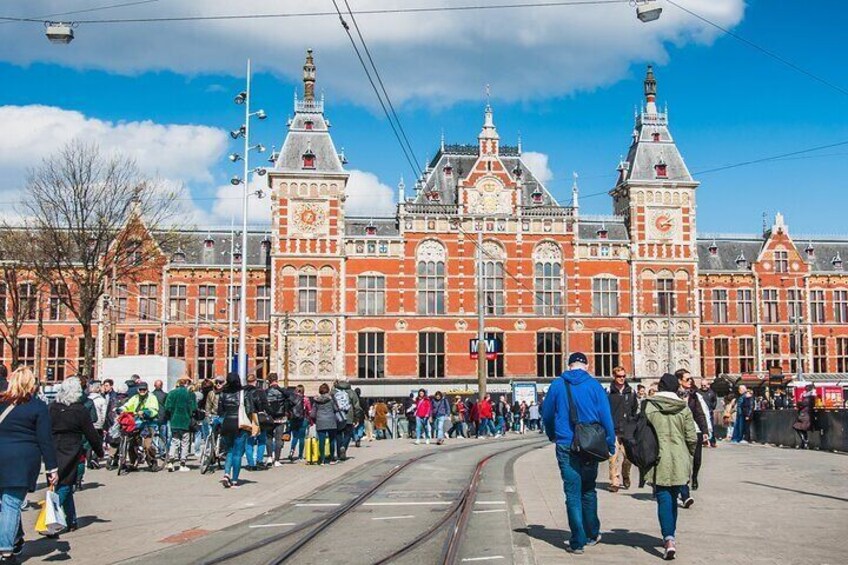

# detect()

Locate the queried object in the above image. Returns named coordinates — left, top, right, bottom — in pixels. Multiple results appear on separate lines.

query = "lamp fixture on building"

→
left=634, top=0, right=662, bottom=23
left=45, top=22, right=75, bottom=44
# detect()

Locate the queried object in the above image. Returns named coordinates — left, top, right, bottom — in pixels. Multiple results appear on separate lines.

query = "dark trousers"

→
left=271, top=423, right=287, bottom=461
left=691, top=433, right=703, bottom=484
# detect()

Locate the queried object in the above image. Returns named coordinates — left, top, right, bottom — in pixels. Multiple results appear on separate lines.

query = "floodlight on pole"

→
left=634, top=0, right=662, bottom=22
left=45, top=22, right=75, bottom=44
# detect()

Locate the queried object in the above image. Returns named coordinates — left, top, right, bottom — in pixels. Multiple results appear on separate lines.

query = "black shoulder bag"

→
left=565, top=380, right=610, bottom=462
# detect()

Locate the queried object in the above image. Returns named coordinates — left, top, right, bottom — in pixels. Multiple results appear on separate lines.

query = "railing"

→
left=403, top=203, right=461, bottom=215
left=579, top=213, right=625, bottom=223
left=519, top=205, right=574, bottom=218
left=295, top=98, right=324, bottom=113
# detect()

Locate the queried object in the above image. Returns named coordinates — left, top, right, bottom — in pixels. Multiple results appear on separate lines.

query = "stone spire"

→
left=303, top=48, right=316, bottom=102
left=571, top=172, right=580, bottom=210
left=478, top=85, right=500, bottom=155
left=644, top=64, right=658, bottom=114
left=398, top=176, right=406, bottom=202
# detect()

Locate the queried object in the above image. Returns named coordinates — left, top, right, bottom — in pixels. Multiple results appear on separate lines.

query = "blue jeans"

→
left=434, top=416, right=447, bottom=439
left=56, top=484, right=77, bottom=527
left=317, top=429, right=337, bottom=463
left=223, top=430, right=249, bottom=481
left=0, top=488, right=26, bottom=552
left=415, top=417, right=431, bottom=440
left=352, top=422, right=365, bottom=441
left=290, top=420, right=306, bottom=458
left=246, top=433, right=266, bottom=466
left=478, top=418, right=496, bottom=437
left=496, top=416, right=505, bottom=434
left=655, top=486, right=682, bottom=541
left=555, top=445, right=600, bottom=551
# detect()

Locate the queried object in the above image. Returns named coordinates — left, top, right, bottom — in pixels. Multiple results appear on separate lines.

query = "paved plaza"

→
left=16, top=438, right=848, bottom=564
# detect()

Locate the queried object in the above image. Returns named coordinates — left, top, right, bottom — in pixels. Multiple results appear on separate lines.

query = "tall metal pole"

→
left=238, top=58, right=251, bottom=385
left=283, top=311, right=290, bottom=388
left=796, top=316, right=803, bottom=382
left=666, top=306, right=673, bottom=374
left=227, top=220, right=235, bottom=371
left=477, top=230, right=487, bottom=401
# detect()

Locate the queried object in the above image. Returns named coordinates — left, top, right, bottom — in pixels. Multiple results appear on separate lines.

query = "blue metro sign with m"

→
left=469, top=338, right=501, bottom=361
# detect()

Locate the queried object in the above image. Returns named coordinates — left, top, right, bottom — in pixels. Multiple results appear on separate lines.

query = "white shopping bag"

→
left=44, top=489, right=67, bottom=535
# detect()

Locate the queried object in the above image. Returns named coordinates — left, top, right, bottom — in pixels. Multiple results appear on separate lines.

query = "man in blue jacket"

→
left=542, top=352, right=616, bottom=554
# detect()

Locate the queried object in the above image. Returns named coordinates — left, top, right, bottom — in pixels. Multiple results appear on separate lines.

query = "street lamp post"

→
left=230, top=58, right=267, bottom=384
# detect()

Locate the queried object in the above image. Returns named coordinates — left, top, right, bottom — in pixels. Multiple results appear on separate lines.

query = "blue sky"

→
left=0, top=0, right=846, bottom=234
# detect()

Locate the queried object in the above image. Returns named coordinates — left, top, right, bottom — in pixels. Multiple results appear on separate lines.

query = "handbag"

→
left=237, top=391, right=253, bottom=432
left=565, top=380, right=610, bottom=462
left=39, top=488, right=66, bottom=536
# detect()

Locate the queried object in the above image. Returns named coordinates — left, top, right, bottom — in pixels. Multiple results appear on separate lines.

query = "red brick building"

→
left=5, top=53, right=848, bottom=395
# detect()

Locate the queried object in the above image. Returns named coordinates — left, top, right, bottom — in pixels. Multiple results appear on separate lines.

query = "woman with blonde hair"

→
left=49, top=377, right=104, bottom=533
left=0, top=367, right=58, bottom=561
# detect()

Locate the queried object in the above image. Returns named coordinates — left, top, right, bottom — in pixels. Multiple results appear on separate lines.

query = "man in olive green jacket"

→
left=164, top=378, right=198, bottom=472
left=644, top=373, right=697, bottom=561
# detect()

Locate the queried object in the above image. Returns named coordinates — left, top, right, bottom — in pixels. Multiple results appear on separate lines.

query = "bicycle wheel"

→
left=199, top=434, right=213, bottom=474
left=117, top=437, right=129, bottom=476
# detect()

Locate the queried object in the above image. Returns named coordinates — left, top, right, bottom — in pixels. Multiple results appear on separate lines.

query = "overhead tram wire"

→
left=0, top=0, right=161, bottom=25
left=328, top=0, right=422, bottom=180
left=665, top=0, right=848, bottom=100
left=0, top=0, right=628, bottom=24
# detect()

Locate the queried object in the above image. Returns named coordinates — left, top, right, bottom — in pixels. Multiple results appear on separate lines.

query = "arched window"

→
left=533, top=242, right=562, bottom=316
left=417, top=241, right=446, bottom=315
left=481, top=241, right=505, bottom=316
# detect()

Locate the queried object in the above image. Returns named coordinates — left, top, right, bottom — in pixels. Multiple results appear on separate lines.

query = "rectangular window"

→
left=358, top=332, right=385, bottom=379
left=711, top=289, right=728, bottom=323
left=838, top=338, right=848, bottom=373
left=737, top=289, right=754, bottom=324
left=418, top=332, right=445, bottom=379
left=19, top=283, right=37, bottom=320
left=49, top=285, right=67, bottom=321
left=774, top=250, right=789, bottom=273
left=787, top=288, right=804, bottom=323
left=764, top=333, right=780, bottom=356
left=197, top=338, right=215, bottom=380
left=482, top=262, right=505, bottom=316
left=198, top=285, right=216, bottom=321
left=698, top=289, right=706, bottom=322
left=762, top=289, right=779, bottom=323
left=46, top=337, right=66, bottom=382
left=593, top=332, right=620, bottom=378
left=357, top=275, right=386, bottom=316
left=138, top=333, right=156, bottom=355
left=116, top=333, right=126, bottom=356
left=228, top=285, right=240, bottom=322
left=17, top=337, right=35, bottom=367
left=592, top=278, right=619, bottom=316
left=739, top=337, right=755, bottom=374
left=713, top=337, right=730, bottom=377
left=115, top=284, right=128, bottom=322
left=417, top=260, right=445, bottom=315
left=256, top=285, right=271, bottom=322
left=168, top=337, right=185, bottom=358
left=0, top=284, right=6, bottom=317
left=813, top=337, right=827, bottom=373
left=810, top=290, right=826, bottom=324
left=534, top=262, right=562, bottom=316
left=298, top=274, right=318, bottom=313
left=536, top=332, right=562, bottom=378
left=485, top=331, right=505, bottom=378
left=169, top=285, right=187, bottom=321
left=657, top=278, right=675, bottom=316
left=139, top=284, right=158, bottom=321
left=255, top=337, right=270, bottom=380
left=835, top=290, right=848, bottom=323
left=77, top=337, right=87, bottom=376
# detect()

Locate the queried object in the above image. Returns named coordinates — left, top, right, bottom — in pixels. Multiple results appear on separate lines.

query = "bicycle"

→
left=116, top=423, right=165, bottom=475
left=199, top=420, right=224, bottom=475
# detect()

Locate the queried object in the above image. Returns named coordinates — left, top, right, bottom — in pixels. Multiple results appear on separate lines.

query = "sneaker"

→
left=230, top=483, right=241, bottom=490
left=608, top=485, right=620, bottom=493
left=274, top=461, right=285, bottom=468
left=414, top=439, right=420, bottom=445
left=425, top=439, right=430, bottom=445
left=565, top=546, right=584, bottom=555
left=178, top=465, right=191, bottom=473
left=221, top=476, right=232, bottom=489
left=623, top=478, right=631, bottom=490
left=586, top=534, right=602, bottom=547
left=691, top=479, right=699, bottom=491
left=329, top=460, right=338, bottom=465
left=663, top=539, right=676, bottom=560
left=12, top=537, right=23, bottom=556
left=166, top=463, right=175, bottom=472
left=682, top=497, right=695, bottom=509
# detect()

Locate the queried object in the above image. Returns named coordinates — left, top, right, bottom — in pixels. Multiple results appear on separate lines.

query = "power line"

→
left=666, top=0, right=848, bottom=99
left=0, top=0, right=627, bottom=24
left=0, top=0, right=161, bottom=25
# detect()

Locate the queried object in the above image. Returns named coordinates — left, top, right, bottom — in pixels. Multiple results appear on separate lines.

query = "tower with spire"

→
left=611, top=65, right=701, bottom=378
left=267, top=49, right=349, bottom=384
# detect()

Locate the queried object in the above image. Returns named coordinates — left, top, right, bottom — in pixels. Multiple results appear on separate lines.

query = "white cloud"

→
left=521, top=151, right=554, bottom=185
left=210, top=175, right=273, bottom=225
left=1, top=1, right=746, bottom=105
left=345, top=170, right=395, bottom=216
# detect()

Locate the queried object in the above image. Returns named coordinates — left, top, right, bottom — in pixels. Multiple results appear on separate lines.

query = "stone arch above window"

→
left=533, top=241, right=562, bottom=263
left=482, top=240, right=506, bottom=261
left=416, top=239, right=446, bottom=262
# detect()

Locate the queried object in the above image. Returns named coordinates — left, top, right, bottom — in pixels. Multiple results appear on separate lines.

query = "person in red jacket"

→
left=476, top=394, right=497, bottom=438
left=414, top=389, right=432, bottom=445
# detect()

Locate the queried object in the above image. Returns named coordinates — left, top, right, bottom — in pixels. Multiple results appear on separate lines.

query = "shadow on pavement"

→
left=22, top=538, right=71, bottom=561
left=628, top=492, right=655, bottom=502
left=742, top=481, right=848, bottom=503
left=516, top=525, right=664, bottom=558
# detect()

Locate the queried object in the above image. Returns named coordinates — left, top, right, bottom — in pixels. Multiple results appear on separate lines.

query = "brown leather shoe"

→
left=623, top=478, right=631, bottom=489
left=608, top=485, right=620, bottom=493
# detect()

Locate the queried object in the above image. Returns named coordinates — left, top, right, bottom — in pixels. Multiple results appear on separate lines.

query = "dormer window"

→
left=805, top=242, right=815, bottom=258
left=652, top=132, right=661, bottom=142
left=531, top=187, right=543, bottom=205
left=302, top=151, right=316, bottom=169
left=833, top=253, right=844, bottom=271
left=365, top=222, right=377, bottom=236
left=233, top=249, right=242, bottom=263
left=427, top=191, right=441, bottom=202
left=735, top=254, right=748, bottom=269
left=171, top=247, right=186, bottom=264
left=204, top=235, right=215, bottom=249
left=304, top=120, right=314, bottom=130
left=261, top=237, right=271, bottom=258
left=655, top=161, right=668, bottom=178
left=709, top=241, right=718, bottom=256
left=597, top=226, right=608, bottom=240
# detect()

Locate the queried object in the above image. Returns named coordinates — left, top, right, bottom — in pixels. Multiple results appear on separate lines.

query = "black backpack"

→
left=266, top=386, right=286, bottom=419
left=621, top=400, right=660, bottom=472
left=290, top=393, right=305, bottom=419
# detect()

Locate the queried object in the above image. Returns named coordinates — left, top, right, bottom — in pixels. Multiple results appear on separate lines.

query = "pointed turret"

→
left=644, top=64, right=658, bottom=114
left=478, top=86, right=500, bottom=156
left=303, top=48, right=316, bottom=102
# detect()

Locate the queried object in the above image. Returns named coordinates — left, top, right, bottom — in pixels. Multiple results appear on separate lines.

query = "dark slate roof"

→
left=696, top=236, right=848, bottom=273
left=619, top=111, right=693, bottom=185
left=156, top=230, right=271, bottom=267
left=344, top=217, right=400, bottom=237
left=792, top=241, right=848, bottom=273
left=413, top=149, right=558, bottom=207
left=272, top=101, right=345, bottom=174
left=578, top=219, right=629, bottom=242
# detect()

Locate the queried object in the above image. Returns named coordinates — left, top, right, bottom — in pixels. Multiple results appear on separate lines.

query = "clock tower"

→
left=610, top=65, right=701, bottom=378
left=267, top=49, right=349, bottom=387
